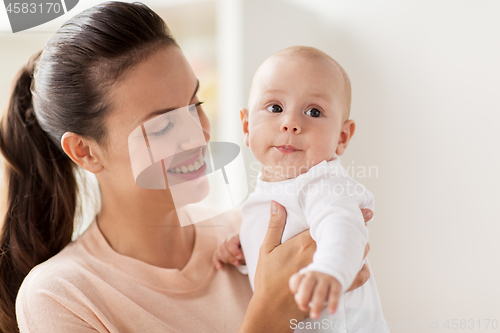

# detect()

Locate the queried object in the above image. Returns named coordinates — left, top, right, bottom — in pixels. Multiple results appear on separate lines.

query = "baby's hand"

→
left=212, top=234, right=246, bottom=269
left=289, top=270, right=341, bottom=319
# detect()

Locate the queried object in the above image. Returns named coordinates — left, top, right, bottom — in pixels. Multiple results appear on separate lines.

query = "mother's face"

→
left=97, top=45, right=211, bottom=205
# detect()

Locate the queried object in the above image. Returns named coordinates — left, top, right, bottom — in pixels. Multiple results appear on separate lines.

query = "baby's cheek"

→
left=310, top=144, right=337, bottom=164
left=248, top=135, right=267, bottom=162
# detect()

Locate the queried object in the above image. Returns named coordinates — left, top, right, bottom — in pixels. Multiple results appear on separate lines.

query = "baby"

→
left=214, top=46, right=388, bottom=332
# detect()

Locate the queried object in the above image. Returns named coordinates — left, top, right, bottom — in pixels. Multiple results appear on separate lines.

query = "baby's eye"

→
left=305, top=108, right=322, bottom=117
left=266, top=105, right=283, bottom=113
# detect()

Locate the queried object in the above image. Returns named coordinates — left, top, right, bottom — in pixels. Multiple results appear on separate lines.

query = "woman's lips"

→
left=166, top=160, right=207, bottom=181
left=165, top=147, right=207, bottom=182
left=169, top=152, right=203, bottom=170
left=274, top=145, right=300, bottom=153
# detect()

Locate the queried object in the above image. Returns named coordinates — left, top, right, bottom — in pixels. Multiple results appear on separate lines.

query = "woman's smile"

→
left=166, top=159, right=207, bottom=181
left=167, top=154, right=205, bottom=173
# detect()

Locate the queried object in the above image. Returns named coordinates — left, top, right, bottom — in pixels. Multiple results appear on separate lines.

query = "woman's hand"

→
left=238, top=202, right=372, bottom=333
left=288, top=207, right=373, bottom=318
left=239, top=201, right=315, bottom=332
left=253, top=202, right=316, bottom=320
left=346, top=208, right=372, bottom=292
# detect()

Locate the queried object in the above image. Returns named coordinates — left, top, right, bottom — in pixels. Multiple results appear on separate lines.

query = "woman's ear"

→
left=240, top=108, right=250, bottom=147
left=336, top=119, right=356, bottom=156
left=61, top=132, right=104, bottom=174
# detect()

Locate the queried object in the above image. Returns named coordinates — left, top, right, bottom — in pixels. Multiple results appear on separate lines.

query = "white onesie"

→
left=240, top=158, right=390, bottom=332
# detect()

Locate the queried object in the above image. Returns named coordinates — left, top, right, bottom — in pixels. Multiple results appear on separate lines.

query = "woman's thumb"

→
left=261, top=201, right=287, bottom=253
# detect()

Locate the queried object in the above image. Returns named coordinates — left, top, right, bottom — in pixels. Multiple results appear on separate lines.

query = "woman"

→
left=0, top=2, right=372, bottom=332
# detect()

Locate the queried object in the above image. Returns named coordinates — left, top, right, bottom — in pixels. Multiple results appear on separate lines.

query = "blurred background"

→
left=1, top=1, right=500, bottom=332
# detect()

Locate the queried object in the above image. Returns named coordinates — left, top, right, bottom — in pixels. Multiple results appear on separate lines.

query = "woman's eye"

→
left=191, top=101, right=204, bottom=113
left=305, top=108, right=322, bottom=117
left=266, top=105, right=283, bottom=113
left=150, top=121, right=172, bottom=137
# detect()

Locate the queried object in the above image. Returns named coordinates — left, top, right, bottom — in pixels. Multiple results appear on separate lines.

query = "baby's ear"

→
left=336, top=120, right=356, bottom=156
left=240, top=108, right=250, bottom=147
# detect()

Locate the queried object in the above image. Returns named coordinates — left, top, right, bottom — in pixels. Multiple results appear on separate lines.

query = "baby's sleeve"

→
left=298, top=174, right=373, bottom=294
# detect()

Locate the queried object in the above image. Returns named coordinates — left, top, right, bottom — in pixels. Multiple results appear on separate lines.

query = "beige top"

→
left=15, top=208, right=253, bottom=333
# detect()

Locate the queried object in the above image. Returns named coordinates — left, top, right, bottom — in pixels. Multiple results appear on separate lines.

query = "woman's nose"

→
left=280, top=114, right=301, bottom=134
left=179, top=131, right=207, bottom=151
left=179, top=118, right=208, bottom=151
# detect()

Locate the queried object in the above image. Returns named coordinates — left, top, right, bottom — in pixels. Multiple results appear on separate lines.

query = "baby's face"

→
left=242, top=54, right=352, bottom=182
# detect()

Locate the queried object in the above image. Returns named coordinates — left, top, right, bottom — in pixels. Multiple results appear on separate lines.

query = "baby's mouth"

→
left=274, top=145, right=300, bottom=153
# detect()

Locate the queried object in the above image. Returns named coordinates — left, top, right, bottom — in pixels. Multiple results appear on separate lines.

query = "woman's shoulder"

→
left=16, top=235, right=89, bottom=298
left=16, top=219, right=109, bottom=303
left=15, top=236, right=100, bottom=332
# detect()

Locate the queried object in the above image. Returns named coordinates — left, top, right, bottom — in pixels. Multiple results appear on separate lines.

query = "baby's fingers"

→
left=309, top=280, right=329, bottom=319
left=289, top=272, right=304, bottom=294
left=212, top=249, right=226, bottom=269
left=219, top=239, right=240, bottom=266
left=226, top=235, right=245, bottom=262
left=294, top=275, right=316, bottom=312
left=327, top=283, right=341, bottom=314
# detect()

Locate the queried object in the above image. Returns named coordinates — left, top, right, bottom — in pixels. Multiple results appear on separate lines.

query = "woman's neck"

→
left=95, top=193, right=196, bottom=271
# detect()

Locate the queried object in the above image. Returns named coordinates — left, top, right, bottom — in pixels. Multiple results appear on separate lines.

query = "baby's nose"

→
left=281, top=118, right=301, bottom=133
left=283, top=125, right=299, bottom=132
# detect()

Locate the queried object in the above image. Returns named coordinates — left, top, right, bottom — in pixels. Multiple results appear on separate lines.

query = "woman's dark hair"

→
left=0, top=2, right=177, bottom=331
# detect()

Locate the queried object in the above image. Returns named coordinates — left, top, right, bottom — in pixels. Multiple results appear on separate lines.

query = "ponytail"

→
left=0, top=52, right=77, bottom=332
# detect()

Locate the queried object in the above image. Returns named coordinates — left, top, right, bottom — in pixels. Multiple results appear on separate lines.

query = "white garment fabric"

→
left=240, top=158, right=390, bottom=332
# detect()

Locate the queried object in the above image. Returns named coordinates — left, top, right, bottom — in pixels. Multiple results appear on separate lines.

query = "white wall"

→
left=232, top=1, right=500, bottom=331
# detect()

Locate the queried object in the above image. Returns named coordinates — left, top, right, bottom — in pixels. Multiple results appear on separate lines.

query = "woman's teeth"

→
left=167, top=156, right=205, bottom=174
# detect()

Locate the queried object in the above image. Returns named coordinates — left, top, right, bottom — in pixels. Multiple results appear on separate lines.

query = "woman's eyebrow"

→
left=139, top=79, right=200, bottom=124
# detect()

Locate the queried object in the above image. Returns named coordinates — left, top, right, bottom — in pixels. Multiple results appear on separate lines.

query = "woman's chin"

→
left=167, top=175, right=211, bottom=207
